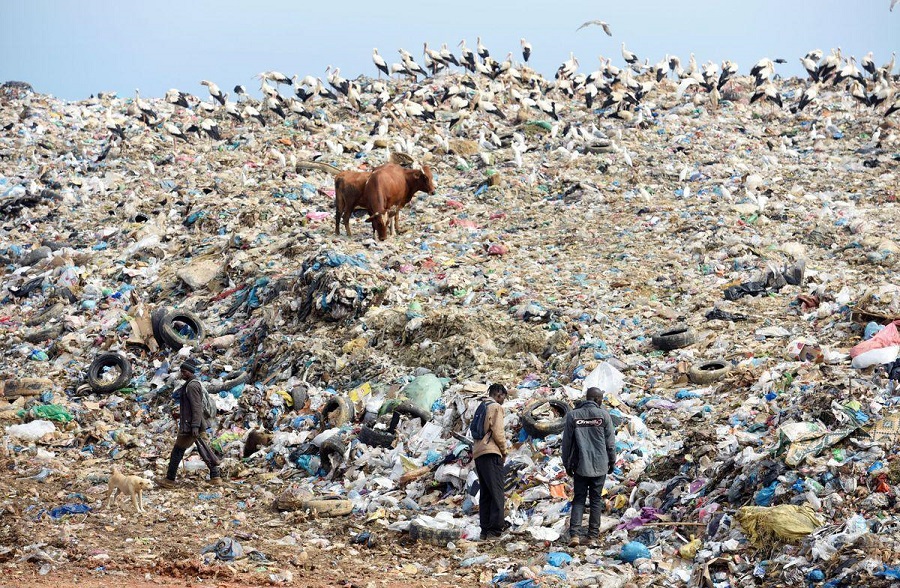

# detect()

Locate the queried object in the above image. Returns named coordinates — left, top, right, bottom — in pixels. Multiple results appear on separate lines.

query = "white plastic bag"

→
left=583, top=361, right=624, bottom=395
left=6, top=420, right=55, bottom=442
left=851, top=345, right=899, bottom=369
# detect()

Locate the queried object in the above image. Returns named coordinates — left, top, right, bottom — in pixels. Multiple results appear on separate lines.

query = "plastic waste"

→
left=619, top=541, right=651, bottom=563
left=582, top=361, right=624, bottom=395
left=6, top=420, right=55, bottom=442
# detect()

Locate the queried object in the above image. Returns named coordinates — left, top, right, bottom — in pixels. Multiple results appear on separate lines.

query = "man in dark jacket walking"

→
left=158, top=359, right=223, bottom=488
left=561, top=387, right=616, bottom=546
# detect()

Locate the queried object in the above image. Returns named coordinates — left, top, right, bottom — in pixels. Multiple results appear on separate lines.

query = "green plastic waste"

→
left=401, top=374, right=445, bottom=412
left=18, top=404, right=73, bottom=423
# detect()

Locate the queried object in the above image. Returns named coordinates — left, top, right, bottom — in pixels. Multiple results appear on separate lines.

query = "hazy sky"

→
left=1, top=0, right=897, bottom=101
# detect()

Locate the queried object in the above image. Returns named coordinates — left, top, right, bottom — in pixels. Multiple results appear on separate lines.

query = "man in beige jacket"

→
left=472, top=383, right=509, bottom=540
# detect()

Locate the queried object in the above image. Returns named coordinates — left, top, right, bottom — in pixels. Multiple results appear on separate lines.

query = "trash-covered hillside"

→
left=1, top=40, right=899, bottom=587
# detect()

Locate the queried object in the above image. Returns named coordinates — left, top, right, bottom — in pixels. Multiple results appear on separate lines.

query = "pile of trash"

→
left=1, top=54, right=900, bottom=586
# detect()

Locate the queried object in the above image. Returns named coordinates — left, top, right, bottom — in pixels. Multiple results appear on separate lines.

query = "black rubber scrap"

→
left=320, top=395, right=356, bottom=428
left=319, top=436, right=347, bottom=473
left=409, top=519, right=460, bottom=545
left=87, top=353, right=133, bottom=394
left=159, top=308, right=206, bottom=350
left=358, top=424, right=396, bottom=448
left=391, top=401, right=431, bottom=426
left=520, top=399, right=571, bottom=438
left=705, top=308, right=748, bottom=322
left=651, top=326, right=697, bottom=351
left=688, top=360, right=731, bottom=385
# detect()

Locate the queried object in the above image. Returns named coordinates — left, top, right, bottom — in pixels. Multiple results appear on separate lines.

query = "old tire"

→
left=87, top=353, right=133, bottom=394
left=688, top=360, right=731, bottom=385
left=159, top=309, right=205, bottom=350
left=359, top=424, right=396, bottom=448
left=392, top=401, right=431, bottom=426
left=25, top=302, right=65, bottom=327
left=320, top=395, right=356, bottom=428
left=151, top=307, right=167, bottom=347
left=651, top=326, right=696, bottom=351
left=302, top=496, right=353, bottom=517
left=319, top=436, right=347, bottom=473
left=520, top=399, right=571, bottom=438
left=409, top=519, right=460, bottom=546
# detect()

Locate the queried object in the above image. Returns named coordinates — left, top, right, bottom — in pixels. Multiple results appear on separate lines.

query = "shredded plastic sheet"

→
left=737, top=505, right=824, bottom=546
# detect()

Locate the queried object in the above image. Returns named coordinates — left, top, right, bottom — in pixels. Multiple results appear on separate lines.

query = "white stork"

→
left=372, top=48, right=390, bottom=77
left=476, top=36, right=489, bottom=62
left=520, top=38, right=532, bottom=63
left=200, top=80, right=225, bottom=105
left=621, top=43, right=638, bottom=66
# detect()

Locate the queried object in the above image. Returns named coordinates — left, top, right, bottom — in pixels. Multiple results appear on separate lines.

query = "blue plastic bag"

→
left=620, top=541, right=651, bottom=562
left=755, top=481, right=779, bottom=506
left=50, top=503, right=91, bottom=519
left=546, top=552, right=573, bottom=567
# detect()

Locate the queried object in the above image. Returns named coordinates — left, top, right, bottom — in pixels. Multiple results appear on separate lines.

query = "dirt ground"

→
left=0, top=461, right=516, bottom=588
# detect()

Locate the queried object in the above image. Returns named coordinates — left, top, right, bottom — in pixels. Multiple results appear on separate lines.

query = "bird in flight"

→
left=576, top=20, right=612, bottom=36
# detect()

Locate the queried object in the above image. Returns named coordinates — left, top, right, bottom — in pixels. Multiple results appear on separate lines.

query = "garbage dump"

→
left=1, top=31, right=900, bottom=587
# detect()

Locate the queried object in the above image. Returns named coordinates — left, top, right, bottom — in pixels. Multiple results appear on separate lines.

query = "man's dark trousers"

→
left=475, top=454, right=505, bottom=537
left=570, top=474, right=605, bottom=539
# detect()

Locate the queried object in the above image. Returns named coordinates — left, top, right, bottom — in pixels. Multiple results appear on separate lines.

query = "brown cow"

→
left=363, top=163, right=435, bottom=240
left=334, top=170, right=372, bottom=236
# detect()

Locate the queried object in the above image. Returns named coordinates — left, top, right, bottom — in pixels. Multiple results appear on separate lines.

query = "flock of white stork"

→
left=106, top=30, right=899, bottom=163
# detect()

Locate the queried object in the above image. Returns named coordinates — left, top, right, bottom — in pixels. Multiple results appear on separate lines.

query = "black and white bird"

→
left=133, top=89, right=158, bottom=125
left=258, top=71, right=292, bottom=86
left=439, top=43, right=460, bottom=67
left=459, top=40, right=477, bottom=72
left=372, top=48, right=390, bottom=77
left=750, top=58, right=775, bottom=86
left=750, top=82, right=783, bottom=109
left=474, top=94, right=505, bottom=119
left=833, top=57, right=865, bottom=86
left=266, top=96, right=287, bottom=119
left=793, top=84, right=819, bottom=112
left=224, top=98, right=243, bottom=122
left=800, top=55, right=819, bottom=81
left=105, top=110, right=126, bottom=141
left=476, top=36, right=489, bottom=62
left=861, top=52, right=877, bottom=77
left=576, top=19, right=612, bottom=36
left=243, top=105, right=266, bottom=126
left=163, top=120, right=189, bottom=143
left=621, top=43, right=638, bottom=66
left=520, top=38, right=532, bottom=63
left=288, top=98, right=313, bottom=119
left=165, top=89, right=190, bottom=109
left=326, top=66, right=350, bottom=96
left=816, top=50, right=842, bottom=83
left=200, top=80, right=226, bottom=105
left=885, top=96, right=900, bottom=118
left=233, top=85, right=248, bottom=102
left=718, top=60, right=739, bottom=90
left=200, top=118, right=221, bottom=141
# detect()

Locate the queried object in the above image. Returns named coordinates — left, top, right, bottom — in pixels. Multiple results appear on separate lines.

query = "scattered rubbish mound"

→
left=1, top=41, right=899, bottom=586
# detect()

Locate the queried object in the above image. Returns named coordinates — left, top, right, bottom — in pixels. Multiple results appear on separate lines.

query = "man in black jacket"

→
left=561, top=387, right=616, bottom=546
left=158, top=359, right=222, bottom=488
